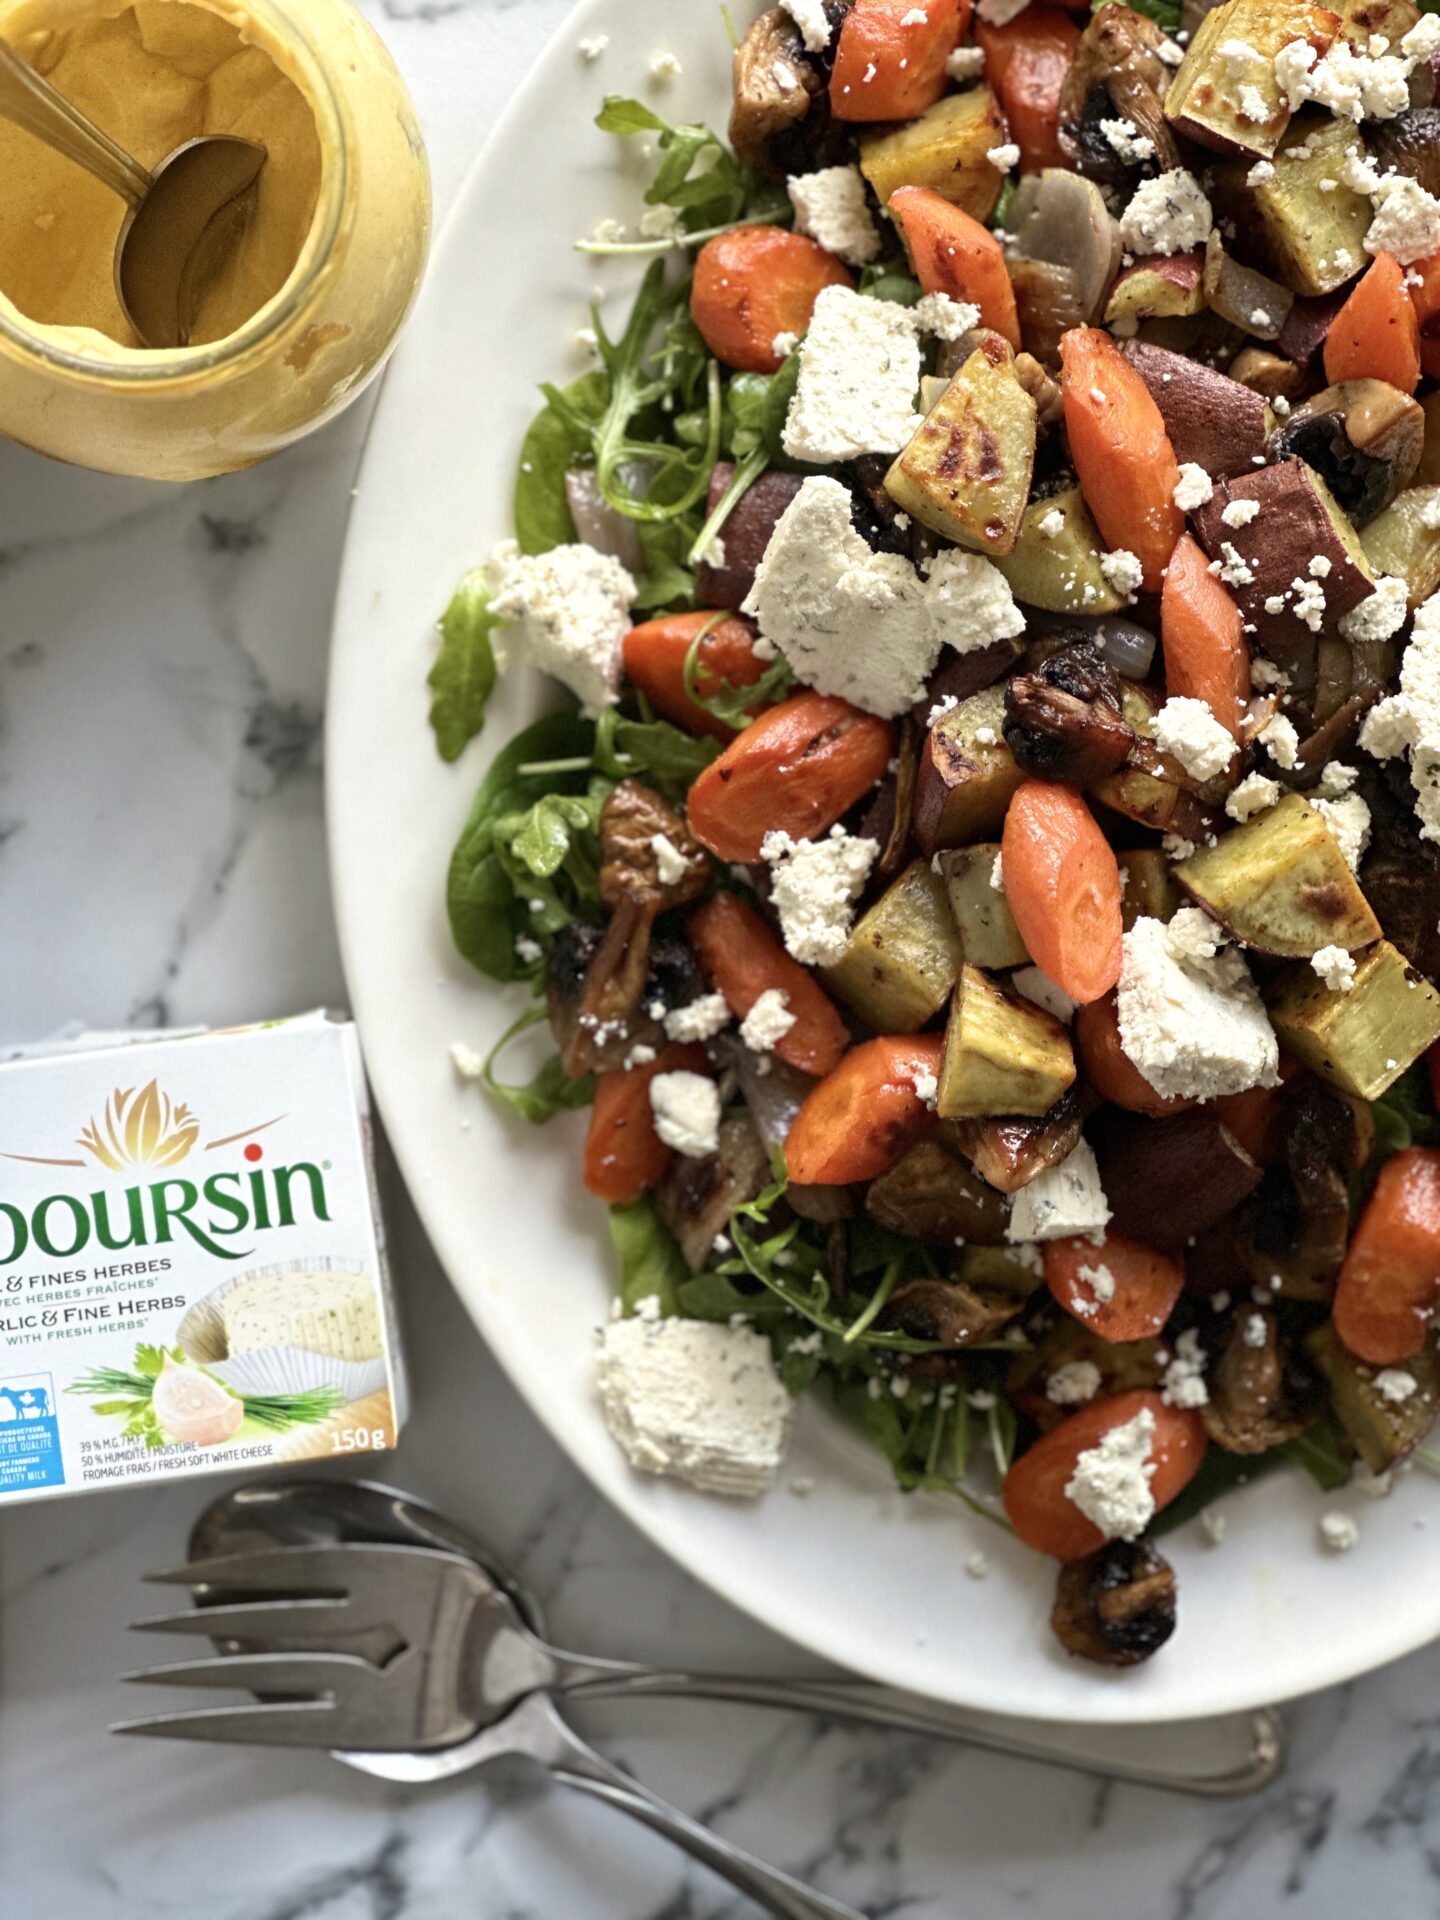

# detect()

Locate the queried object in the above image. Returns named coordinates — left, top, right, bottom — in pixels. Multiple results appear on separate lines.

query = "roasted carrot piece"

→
left=831, top=0, right=967, bottom=122
left=1044, top=1233, right=1185, bottom=1343
left=975, top=5, right=1081, bottom=173
left=690, top=227, right=853, bottom=374
left=1001, top=779, right=1123, bottom=1005
left=1073, top=992, right=1193, bottom=1118
left=623, top=612, right=772, bottom=742
left=888, top=185, right=1021, bottom=346
left=686, top=691, right=895, bottom=864
left=785, top=1035, right=945, bottom=1185
left=1333, top=1147, right=1440, bottom=1364
left=1410, top=250, right=1440, bottom=380
left=1060, top=327, right=1184, bottom=593
left=1160, top=531, right=1250, bottom=739
left=688, top=893, right=850, bottom=1078
left=1326, top=251, right=1421, bottom=393
left=1003, top=1389, right=1207, bottom=1560
left=1211, top=1058, right=1300, bottom=1168
left=584, top=1044, right=709, bottom=1203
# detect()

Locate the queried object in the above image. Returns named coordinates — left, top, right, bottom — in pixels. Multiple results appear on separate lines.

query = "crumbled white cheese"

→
left=1064, top=1408, right=1158, bottom=1542
left=1341, top=573, right=1408, bottom=642
left=1200, top=1506, right=1228, bottom=1544
left=1319, top=1510, right=1360, bottom=1551
left=782, top=287, right=923, bottom=464
left=788, top=166, right=883, bottom=267
left=1116, top=915, right=1281, bottom=1102
left=1038, top=507, right=1066, bottom=539
left=1318, top=761, right=1358, bottom=799
left=578, top=33, right=608, bottom=60
left=1011, top=966, right=1076, bottom=1024
left=1165, top=904, right=1227, bottom=958
left=976, top=0, right=1032, bottom=24
left=649, top=1071, right=722, bottom=1156
left=772, top=329, right=800, bottom=359
left=1242, top=1311, right=1268, bottom=1349
left=515, top=934, right=543, bottom=965
left=449, top=1040, right=485, bottom=1081
left=1226, top=771, right=1282, bottom=822
left=624, top=1043, right=657, bottom=1070
left=988, top=142, right=1021, bottom=172
left=1047, top=1360, right=1102, bottom=1406
left=966, top=1549, right=990, bottom=1579
left=595, top=1315, right=792, bottom=1497
left=1100, top=548, right=1144, bottom=598
left=650, top=833, right=693, bottom=887
left=780, top=0, right=833, bottom=51
left=1072, top=1262, right=1117, bottom=1314
left=946, top=45, right=987, bottom=80
left=1118, top=170, right=1212, bottom=257
left=913, top=291, right=982, bottom=340
left=739, top=988, right=796, bottom=1055
left=1276, top=19, right=1440, bottom=125
left=1366, top=173, right=1440, bottom=266
left=1315, top=792, right=1371, bottom=872
left=589, top=217, right=627, bottom=246
left=1247, top=159, right=1276, bottom=186
left=761, top=824, right=879, bottom=966
left=1173, top=463, right=1214, bottom=511
left=1257, top=711, right=1300, bottom=769
left=1213, top=541, right=1256, bottom=587
left=649, top=49, right=682, bottom=82
left=1153, top=696, right=1236, bottom=782
left=638, top=204, right=684, bottom=244
left=1163, top=1328, right=1210, bottom=1409
left=1375, top=1367, right=1418, bottom=1403
left=1006, top=1141, right=1112, bottom=1243
left=1221, top=497, right=1261, bottom=530
left=989, top=849, right=1005, bottom=892
left=663, top=993, right=732, bottom=1044
left=743, top=475, right=1024, bottom=716
left=1100, top=117, right=1156, bottom=164
left=490, top=543, right=636, bottom=716
left=1312, top=945, right=1357, bottom=992
left=911, top=1068, right=939, bottom=1110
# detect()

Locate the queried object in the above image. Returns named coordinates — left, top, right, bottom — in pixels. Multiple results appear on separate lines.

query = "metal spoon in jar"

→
left=0, top=40, right=265, bottom=349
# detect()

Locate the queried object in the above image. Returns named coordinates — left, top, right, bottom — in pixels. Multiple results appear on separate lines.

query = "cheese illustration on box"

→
left=0, top=1013, right=405, bottom=1504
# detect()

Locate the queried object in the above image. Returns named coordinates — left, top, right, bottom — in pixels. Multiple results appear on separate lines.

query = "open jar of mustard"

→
left=0, top=0, right=430, bottom=479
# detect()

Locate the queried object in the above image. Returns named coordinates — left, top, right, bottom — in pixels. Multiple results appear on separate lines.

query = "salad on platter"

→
left=431, top=0, right=1440, bottom=1668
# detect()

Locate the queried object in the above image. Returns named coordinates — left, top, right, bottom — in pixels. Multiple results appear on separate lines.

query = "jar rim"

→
left=0, top=0, right=348, bottom=386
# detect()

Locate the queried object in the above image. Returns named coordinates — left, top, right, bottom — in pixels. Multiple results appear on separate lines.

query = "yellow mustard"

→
left=0, top=0, right=430, bottom=479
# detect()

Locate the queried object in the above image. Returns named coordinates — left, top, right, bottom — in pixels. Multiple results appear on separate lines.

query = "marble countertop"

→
left=5, top=4, right=1440, bottom=1914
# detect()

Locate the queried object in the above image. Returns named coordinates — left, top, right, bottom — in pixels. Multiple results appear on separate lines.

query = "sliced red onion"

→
left=1093, top=617, right=1157, bottom=681
left=564, top=468, right=644, bottom=572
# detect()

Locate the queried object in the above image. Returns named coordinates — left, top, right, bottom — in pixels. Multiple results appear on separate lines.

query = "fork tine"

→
left=130, top=1598, right=349, bottom=1639
left=120, top=1650, right=371, bottom=1694
left=111, top=1700, right=339, bottom=1747
left=144, top=1547, right=357, bottom=1593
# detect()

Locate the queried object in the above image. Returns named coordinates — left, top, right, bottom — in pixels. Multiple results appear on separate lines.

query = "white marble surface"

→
left=7, top=4, right=1440, bottom=1914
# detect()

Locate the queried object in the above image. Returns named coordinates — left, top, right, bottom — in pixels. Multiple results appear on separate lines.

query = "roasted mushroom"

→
left=599, top=780, right=712, bottom=913
left=1368, top=107, right=1440, bottom=202
left=1058, top=4, right=1181, bottom=189
left=1051, top=1539, right=1178, bottom=1667
left=1268, top=380, right=1426, bottom=527
left=547, top=922, right=704, bottom=1076
left=1362, top=773, right=1440, bottom=983
left=1235, top=1079, right=1372, bottom=1300
left=1003, top=642, right=1134, bottom=784
left=655, top=1113, right=773, bottom=1271
left=1013, top=351, right=1064, bottom=428
left=865, top=1138, right=1010, bottom=1244
left=1006, top=1314, right=1163, bottom=1431
left=949, top=1086, right=1086, bottom=1195
left=879, top=1274, right=1024, bottom=1347
left=1201, top=1307, right=1324, bottom=1454
left=729, top=8, right=825, bottom=176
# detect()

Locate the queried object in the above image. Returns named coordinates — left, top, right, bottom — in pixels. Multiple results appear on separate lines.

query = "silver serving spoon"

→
left=178, top=1476, right=1285, bottom=1798
left=0, top=40, right=264, bottom=348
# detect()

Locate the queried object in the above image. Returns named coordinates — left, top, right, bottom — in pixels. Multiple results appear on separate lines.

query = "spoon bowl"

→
left=116, top=135, right=266, bottom=348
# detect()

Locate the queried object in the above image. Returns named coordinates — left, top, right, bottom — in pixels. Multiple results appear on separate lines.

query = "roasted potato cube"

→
left=1418, top=392, right=1440, bottom=487
left=937, top=964, right=1077, bottom=1119
left=1122, top=340, right=1269, bottom=478
left=1332, top=0, right=1419, bottom=46
left=1269, top=938, right=1440, bottom=1098
left=864, top=1138, right=1009, bottom=1245
left=1361, top=484, right=1440, bottom=609
left=1104, top=250, right=1205, bottom=329
left=914, top=687, right=1026, bottom=855
left=1210, top=116, right=1373, bottom=298
left=1305, top=1321, right=1440, bottom=1473
left=935, top=843, right=1031, bottom=969
left=859, top=87, right=1008, bottom=219
left=992, top=485, right=1126, bottom=615
left=960, top=1244, right=1049, bottom=1297
left=1203, top=230, right=1293, bottom=340
left=825, top=858, right=961, bottom=1033
left=1229, top=346, right=1307, bottom=401
left=1175, top=793, right=1382, bottom=956
left=1164, top=0, right=1341, bottom=157
left=1118, top=848, right=1182, bottom=929
left=1090, top=765, right=1215, bottom=841
left=885, top=337, right=1036, bottom=556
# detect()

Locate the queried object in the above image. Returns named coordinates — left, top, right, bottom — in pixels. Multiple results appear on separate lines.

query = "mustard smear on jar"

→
left=0, top=0, right=430, bottom=479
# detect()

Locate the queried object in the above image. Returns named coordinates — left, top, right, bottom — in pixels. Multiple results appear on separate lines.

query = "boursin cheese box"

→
left=0, top=1013, right=406, bottom=1505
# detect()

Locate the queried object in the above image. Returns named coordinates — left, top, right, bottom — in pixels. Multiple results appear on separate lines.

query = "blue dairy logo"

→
left=0, top=1372, right=64, bottom=1491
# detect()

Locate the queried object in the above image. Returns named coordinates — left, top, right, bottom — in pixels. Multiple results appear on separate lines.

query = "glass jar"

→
left=0, top=0, right=430, bottom=480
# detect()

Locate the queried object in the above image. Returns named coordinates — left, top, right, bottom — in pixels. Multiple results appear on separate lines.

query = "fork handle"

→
left=552, top=1663, right=1284, bottom=1799
left=538, top=1703, right=863, bottom=1919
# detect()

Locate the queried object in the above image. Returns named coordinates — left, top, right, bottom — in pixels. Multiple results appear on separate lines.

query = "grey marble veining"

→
left=5, top=3, right=1440, bottom=1914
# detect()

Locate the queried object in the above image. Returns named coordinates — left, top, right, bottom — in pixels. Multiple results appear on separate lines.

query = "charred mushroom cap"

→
left=1268, top=380, right=1426, bottom=527
left=1058, top=3, right=1181, bottom=189
left=599, top=780, right=712, bottom=913
left=879, top=1275, right=1025, bottom=1347
left=949, top=1085, right=1086, bottom=1195
left=865, top=1138, right=1010, bottom=1245
left=1201, top=1307, right=1325, bottom=1455
left=654, top=1112, right=772, bottom=1272
left=1235, top=1080, right=1374, bottom=1302
left=1368, top=107, right=1440, bottom=203
left=1051, top=1538, right=1178, bottom=1667
left=1003, top=642, right=1135, bottom=784
left=729, top=7, right=844, bottom=177
left=546, top=921, right=703, bottom=1076
left=1014, top=352, right=1064, bottom=429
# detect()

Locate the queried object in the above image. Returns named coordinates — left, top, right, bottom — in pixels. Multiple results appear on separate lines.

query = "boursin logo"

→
left=0, top=1080, right=331, bottom=1265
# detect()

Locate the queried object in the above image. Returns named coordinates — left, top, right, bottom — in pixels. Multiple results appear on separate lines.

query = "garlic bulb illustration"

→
left=150, top=1355, right=243, bottom=1446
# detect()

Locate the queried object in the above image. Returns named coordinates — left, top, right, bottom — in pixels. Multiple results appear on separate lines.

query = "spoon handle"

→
left=0, top=42, right=150, bottom=206
left=552, top=1661, right=1284, bottom=1798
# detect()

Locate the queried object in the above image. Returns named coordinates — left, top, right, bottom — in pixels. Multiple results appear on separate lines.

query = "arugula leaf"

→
left=428, top=571, right=502, bottom=761
left=595, top=97, right=668, bottom=136
left=481, top=1007, right=595, bottom=1124
left=609, top=1199, right=688, bottom=1316
left=681, top=619, right=794, bottom=732
left=594, top=707, right=719, bottom=802
left=595, top=96, right=754, bottom=231
left=447, top=711, right=603, bottom=980
left=1281, top=1417, right=1353, bottom=1492
left=514, top=370, right=610, bottom=556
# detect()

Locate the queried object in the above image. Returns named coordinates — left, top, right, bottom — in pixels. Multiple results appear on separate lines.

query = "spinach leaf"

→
left=1152, top=1418, right=1353, bottom=1538
left=633, top=517, right=698, bottom=612
left=857, top=257, right=924, bottom=307
left=428, top=571, right=502, bottom=761
left=514, top=370, right=609, bottom=556
left=727, top=357, right=802, bottom=462
left=1281, top=1417, right=1352, bottom=1492
left=609, top=1199, right=688, bottom=1316
left=480, top=1008, right=594, bottom=1125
